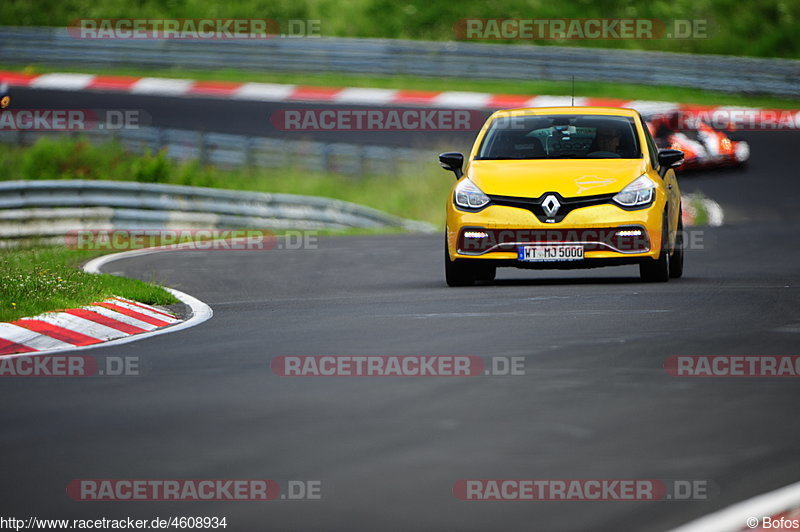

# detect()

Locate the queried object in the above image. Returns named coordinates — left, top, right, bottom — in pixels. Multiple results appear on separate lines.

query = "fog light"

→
left=464, top=231, right=489, bottom=239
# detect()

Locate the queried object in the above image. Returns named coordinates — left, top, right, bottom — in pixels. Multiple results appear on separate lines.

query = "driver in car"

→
left=593, top=125, right=621, bottom=154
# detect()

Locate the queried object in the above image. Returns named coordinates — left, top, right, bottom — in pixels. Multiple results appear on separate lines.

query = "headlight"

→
left=454, top=178, right=490, bottom=209
left=613, top=175, right=656, bottom=207
left=735, top=141, right=750, bottom=162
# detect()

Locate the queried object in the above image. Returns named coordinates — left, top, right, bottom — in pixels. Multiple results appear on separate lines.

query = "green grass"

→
left=0, top=245, right=178, bottom=322
left=0, top=136, right=453, bottom=227
left=0, top=135, right=450, bottom=320
left=6, top=64, right=800, bottom=110
left=2, top=0, right=799, bottom=58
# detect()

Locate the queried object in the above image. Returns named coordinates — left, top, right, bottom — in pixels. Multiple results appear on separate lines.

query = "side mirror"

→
left=657, top=149, right=684, bottom=168
left=438, top=152, right=464, bottom=179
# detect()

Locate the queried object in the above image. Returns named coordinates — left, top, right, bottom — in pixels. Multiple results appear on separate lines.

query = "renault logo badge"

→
left=542, top=194, right=561, bottom=218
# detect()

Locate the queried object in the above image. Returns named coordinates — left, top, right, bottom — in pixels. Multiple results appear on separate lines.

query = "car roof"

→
left=489, top=106, right=639, bottom=118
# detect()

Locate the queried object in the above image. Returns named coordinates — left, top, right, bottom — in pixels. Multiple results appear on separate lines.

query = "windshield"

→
left=476, top=114, right=642, bottom=160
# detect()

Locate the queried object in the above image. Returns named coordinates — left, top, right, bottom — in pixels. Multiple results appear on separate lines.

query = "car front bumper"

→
left=446, top=201, right=665, bottom=265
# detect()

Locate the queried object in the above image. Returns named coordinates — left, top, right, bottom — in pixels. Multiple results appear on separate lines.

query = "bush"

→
left=19, top=137, right=125, bottom=180
left=130, top=149, right=173, bottom=183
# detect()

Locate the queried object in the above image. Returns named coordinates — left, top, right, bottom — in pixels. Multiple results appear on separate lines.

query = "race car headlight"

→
left=735, top=141, right=750, bottom=163
left=613, top=175, right=656, bottom=207
left=454, top=178, right=490, bottom=209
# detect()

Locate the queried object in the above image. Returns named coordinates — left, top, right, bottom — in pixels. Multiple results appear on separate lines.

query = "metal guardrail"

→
left=0, top=180, right=435, bottom=242
left=0, top=126, right=435, bottom=177
left=1, top=26, right=798, bottom=96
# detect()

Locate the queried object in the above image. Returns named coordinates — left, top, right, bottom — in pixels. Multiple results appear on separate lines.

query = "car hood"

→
left=467, top=158, right=648, bottom=198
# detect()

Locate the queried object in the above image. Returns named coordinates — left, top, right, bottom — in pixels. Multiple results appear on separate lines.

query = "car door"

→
left=642, top=118, right=679, bottom=245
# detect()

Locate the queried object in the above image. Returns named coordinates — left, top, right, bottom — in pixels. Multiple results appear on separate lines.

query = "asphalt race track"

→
left=9, top=87, right=483, bottom=149
left=1, top=89, right=799, bottom=531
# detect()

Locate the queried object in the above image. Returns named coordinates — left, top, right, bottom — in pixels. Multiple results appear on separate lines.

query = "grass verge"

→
left=0, top=137, right=452, bottom=227
left=0, top=245, right=178, bottom=322
left=4, top=64, right=800, bottom=110
left=0, top=135, right=448, bottom=321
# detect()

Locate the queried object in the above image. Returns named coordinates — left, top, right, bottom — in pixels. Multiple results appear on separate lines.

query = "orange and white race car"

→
left=0, top=83, right=9, bottom=109
left=645, top=111, right=749, bottom=170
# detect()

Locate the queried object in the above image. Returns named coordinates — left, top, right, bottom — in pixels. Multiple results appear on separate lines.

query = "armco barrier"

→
left=0, top=126, right=435, bottom=178
left=0, top=180, right=435, bottom=243
left=0, top=26, right=798, bottom=96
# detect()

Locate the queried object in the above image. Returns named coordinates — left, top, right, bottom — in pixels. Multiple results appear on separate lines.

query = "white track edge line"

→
left=669, top=479, right=800, bottom=532
left=82, top=246, right=213, bottom=339
left=0, top=247, right=213, bottom=359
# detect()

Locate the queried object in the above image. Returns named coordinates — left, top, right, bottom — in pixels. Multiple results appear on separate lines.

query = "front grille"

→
left=487, top=192, right=617, bottom=223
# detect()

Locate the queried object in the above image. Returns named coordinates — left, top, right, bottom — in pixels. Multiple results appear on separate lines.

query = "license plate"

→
left=518, top=245, right=584, bottom=262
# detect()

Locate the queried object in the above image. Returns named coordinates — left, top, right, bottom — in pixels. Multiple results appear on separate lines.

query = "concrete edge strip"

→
left=0, top=246, right=212, bottom=358
left=80, top=246, right=213, bottom=347
left=3, top=70, right=796, bottom=116
left=669, top=479, right=800, bottom=532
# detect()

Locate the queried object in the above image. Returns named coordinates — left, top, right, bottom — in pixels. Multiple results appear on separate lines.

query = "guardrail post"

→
left=198, top=131, right=207, bottom=165
left=356, top=145, right=365, bottom=177
left=153, top=128, right=164, bottom=152
left=321, top=143, right=331, bottom=173
left=244, top=137, right=254, bottom=168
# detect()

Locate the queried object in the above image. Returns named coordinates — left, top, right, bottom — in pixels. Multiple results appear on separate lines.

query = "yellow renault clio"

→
left=440, top=107, right=685, bottom=286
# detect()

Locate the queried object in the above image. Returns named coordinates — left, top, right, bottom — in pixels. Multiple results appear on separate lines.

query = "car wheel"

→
left=640, top=212, right=670, bottom=283
left=669, top=211, right=684, bottom=279
left=445, top=237, right=476, bottom=287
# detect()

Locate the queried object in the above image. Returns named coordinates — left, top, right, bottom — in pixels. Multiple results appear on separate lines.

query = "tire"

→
left=640, top=212, right=670, bottom=283
left=445, top=237, right=476, bottom=287
left=669, top=211, right=684, bottom=279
